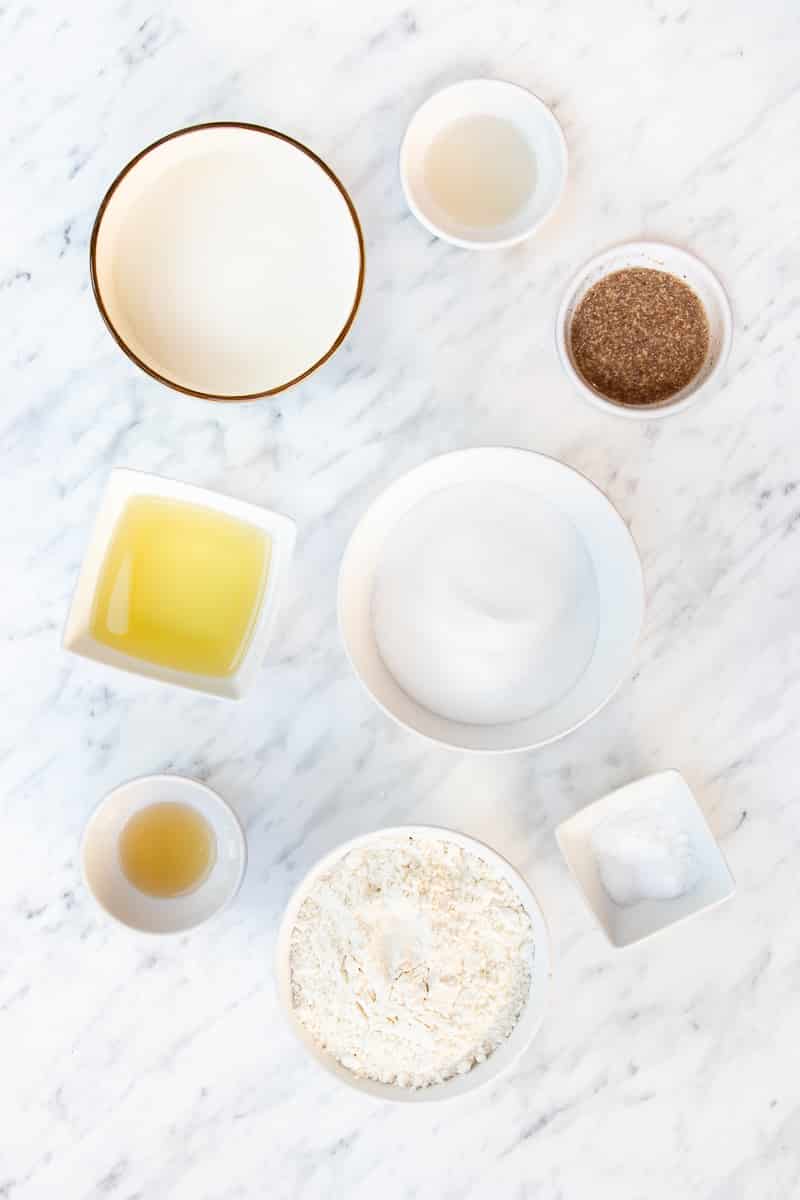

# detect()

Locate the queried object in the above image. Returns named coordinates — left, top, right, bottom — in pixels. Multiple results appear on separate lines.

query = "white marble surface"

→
left=3, top=1, right=800, bottom=1196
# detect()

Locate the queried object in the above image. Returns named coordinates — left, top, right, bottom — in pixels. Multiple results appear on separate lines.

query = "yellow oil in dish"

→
left=119, top=802, right=215, bottom=898
left=90, top=496, right=270, bottom=677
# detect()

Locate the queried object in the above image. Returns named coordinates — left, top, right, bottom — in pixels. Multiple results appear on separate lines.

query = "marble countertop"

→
left=3, top=1, right=800, bottom=1196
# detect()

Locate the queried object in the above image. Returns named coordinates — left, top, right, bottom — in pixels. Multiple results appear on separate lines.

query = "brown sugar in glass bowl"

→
left=569, top=268, right=710, bottom=408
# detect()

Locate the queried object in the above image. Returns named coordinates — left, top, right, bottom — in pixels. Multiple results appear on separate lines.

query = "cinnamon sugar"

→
left=570, top=267, right=710, bottom=407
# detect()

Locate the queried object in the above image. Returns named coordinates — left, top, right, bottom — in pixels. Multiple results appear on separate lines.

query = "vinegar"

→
left=423, top=114, right=536, bottom=229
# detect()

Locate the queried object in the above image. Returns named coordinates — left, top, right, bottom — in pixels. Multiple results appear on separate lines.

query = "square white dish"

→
left=556, top=770, right=735, bottom=948
left=63, top=468, right=295, bottom=699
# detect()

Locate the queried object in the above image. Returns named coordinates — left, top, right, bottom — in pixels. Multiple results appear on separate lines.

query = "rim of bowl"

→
left=81, top=772, right=248, bottom=935
left=337, top=446, right=646, bottom=753
left=274, top=823, right=552, bottom=1101
left=399, top=79, right=568, bottom=251
left=555, top=239, right=733, bottom=420
left=89, top=121, right=366, bottom=402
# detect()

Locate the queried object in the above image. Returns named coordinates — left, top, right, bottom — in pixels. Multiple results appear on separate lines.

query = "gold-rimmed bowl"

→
left=90, top=122, right=365, bottom=401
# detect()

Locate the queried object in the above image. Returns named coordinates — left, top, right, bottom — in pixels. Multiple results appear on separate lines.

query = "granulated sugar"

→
left=372, top=482, right=598, bottom=726
left=289, top=836, right=534, bottom=1089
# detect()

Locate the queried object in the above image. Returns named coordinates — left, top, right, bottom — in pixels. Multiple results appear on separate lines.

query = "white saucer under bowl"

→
left=82, top=773, right=247, bottom=934
left=91, top=122, right=364, bottom=400
left=338, top=447, right=645, bottom=753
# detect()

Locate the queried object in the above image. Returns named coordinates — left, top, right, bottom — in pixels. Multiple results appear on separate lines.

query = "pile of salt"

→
left=590, top=805, right=702, bottom=907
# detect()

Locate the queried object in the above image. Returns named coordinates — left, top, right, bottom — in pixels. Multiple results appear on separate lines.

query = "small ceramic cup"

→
left=556, top=240, right=733, bottom=419
left=401, top=78, right=568, bottom=250
left=82, top=773, right=247, bottom=934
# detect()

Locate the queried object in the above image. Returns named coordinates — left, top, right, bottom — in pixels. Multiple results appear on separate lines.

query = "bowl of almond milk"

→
left=91, top=123, right=364, bottom=400
left=400, top=79, right=568, bottom=249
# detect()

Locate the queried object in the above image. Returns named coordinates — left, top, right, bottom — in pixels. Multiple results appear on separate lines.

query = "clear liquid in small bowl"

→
left=423, top=114, right=537, bottom=229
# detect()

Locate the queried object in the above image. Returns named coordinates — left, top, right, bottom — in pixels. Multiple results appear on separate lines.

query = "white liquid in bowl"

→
left=423, top=115, right=536, bottom=229
left=94, top=128, right=362, bottom=397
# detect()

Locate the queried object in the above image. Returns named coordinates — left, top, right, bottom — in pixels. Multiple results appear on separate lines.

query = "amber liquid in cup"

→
left=119, top=802, right=215, bottom=898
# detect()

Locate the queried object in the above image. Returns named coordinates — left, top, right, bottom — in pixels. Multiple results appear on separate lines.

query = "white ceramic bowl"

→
left=338, top=448, right=644, bottom=753
left=556, top=770, right=735, bottom=948
left=556, top=241, right=733, bottom=419
left=91, top=122, right=364, bottom=400
left=82, top=773, right=247, bottom=934
left=63, top=467, right=296, bottom=699
left=275, top=825, right=551, bottom=1101
left=400, top=78, right=568, bottom=249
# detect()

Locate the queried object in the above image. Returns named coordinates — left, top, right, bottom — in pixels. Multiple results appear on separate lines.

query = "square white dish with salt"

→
left=556, top=770, right=735, bottom=948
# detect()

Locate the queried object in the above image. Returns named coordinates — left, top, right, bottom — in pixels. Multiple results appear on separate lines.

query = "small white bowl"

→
left=400, top=78, right=568, bottom=250
left=275, top=825, right=551, bottom=1101
left=338, top=448, right=644, bottom=753
left=556, top=241, right=733, bottom=419
left=63, top=467, right=296, bottom=700
left=91, top=122, right=364, bottom=400
left=555, top=770, right=735, bottom=949
left=82, top=773, right=247, bottom=934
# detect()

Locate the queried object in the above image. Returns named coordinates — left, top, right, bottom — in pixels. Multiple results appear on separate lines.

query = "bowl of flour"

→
left=275, top=826, right=551, bottom=1100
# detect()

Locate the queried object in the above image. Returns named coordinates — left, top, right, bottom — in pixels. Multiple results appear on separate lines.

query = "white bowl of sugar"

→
left=400, top=78, right=568, bottom=250
left=275, top=825, right=552, bottom=1101
left=338, top=448, right=644, bottom=753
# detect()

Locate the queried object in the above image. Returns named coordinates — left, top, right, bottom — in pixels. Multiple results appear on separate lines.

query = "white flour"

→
left=289, top=836, right=534, bottom=1089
